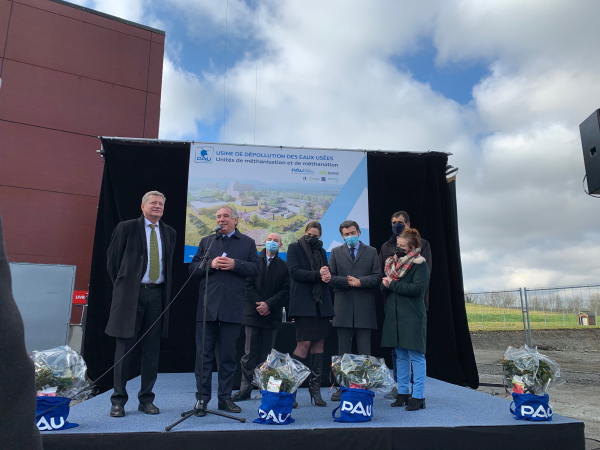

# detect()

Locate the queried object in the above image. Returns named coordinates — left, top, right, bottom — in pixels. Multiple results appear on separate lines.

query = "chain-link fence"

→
left=464, top=290, right=526, bottom=332
left=523, top=284, right=600, bottom=329
left=464, top=284, right=600, bottom=336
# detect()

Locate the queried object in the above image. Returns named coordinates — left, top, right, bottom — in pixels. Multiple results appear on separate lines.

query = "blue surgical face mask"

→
left=344, top=235, right=359, bottom=247
left=392, top=223, right=405, bottom=236
left=265, top=240, right=279, bottom=253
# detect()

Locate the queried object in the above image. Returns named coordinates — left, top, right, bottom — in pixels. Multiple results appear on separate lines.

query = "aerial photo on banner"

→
left=184, top=143, right=369, bottom=262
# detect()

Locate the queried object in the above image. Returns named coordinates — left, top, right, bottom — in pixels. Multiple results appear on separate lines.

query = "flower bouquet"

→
left=253, top=349, right=311, bottom=394
left=331, top=354, right=395, bottom=392
left=502, top=346, right=562, bottom=395
left=31, top=345, right=92, bottom=401
left=252, top=350, right=311, bottom=425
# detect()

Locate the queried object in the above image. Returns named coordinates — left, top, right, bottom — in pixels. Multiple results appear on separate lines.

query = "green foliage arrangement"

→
left=502, top=346, right=562, bottom=395
left=331, top=354, right=395, bottom=391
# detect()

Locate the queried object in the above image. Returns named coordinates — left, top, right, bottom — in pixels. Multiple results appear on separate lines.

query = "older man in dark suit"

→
left=232, top=232, right=290, bottom=401
left=106, top=191, right=177, bottom=417
left=329, top=220, right=382, bottom=401
left=190, top=206, right=260, bottom=415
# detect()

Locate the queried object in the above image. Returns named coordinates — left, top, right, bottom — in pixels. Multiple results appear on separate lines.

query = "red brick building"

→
left=0, top=0, right=164, bottom=291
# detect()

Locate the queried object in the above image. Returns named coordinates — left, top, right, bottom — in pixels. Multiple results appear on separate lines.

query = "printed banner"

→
left=184, top=143, right=369, bottom=262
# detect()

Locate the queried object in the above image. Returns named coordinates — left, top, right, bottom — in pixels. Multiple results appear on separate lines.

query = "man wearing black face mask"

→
left=378, top=211, right=432, bottom=399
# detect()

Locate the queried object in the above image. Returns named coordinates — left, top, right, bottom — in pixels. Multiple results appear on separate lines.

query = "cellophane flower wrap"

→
left=502, top=346, right=563, bottom=395
left=331, top=354, right=395, bottom=392
left=31, top=345, right=92, bottom=402
left=253, top=349, right=311, bottom=394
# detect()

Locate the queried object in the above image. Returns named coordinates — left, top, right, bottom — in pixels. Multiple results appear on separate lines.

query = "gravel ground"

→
left=471, top=329, right=600, bottom=450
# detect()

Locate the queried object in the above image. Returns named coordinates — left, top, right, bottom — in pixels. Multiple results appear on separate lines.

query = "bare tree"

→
left=485, top=292, right=503, bottom=308
left=545, top=293, right=562, bottom=312
left=588, top=293, right=600, bottom=316
left=500, top=292, right=517, bottom=309
left=565, top=296, right=583, bottom=315
left=464, top=291, right=475, bottom=304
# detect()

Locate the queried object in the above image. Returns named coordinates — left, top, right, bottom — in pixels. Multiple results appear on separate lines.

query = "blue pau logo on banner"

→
left=510, top=393, right=553, bottom=421
left=195, top=146, right=213, bottom=164
left=36, top=396, right=79, bottom=431
left=332, top=387, right=375, bottom=423
left=253, top=390, right=295, bottom=425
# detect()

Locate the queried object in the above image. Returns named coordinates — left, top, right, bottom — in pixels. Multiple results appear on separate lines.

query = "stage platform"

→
left=41, top=373, right=584, bottom=450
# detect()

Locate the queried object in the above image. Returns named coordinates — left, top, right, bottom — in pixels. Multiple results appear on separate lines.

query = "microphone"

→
left=211, top=225, right=223, bottom=233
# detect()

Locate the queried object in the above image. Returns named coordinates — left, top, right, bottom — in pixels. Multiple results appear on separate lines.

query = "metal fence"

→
left=464, top=284, right=600, bottom=346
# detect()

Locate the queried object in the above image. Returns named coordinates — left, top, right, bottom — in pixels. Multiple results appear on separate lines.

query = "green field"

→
left=465, top=303, right=598, bottom=331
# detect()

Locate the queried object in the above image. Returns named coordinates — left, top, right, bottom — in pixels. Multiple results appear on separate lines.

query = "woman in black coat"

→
left=287, top=221, right=334, bottom=407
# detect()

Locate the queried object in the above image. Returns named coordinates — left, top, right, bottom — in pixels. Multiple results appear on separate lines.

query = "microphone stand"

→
left=166, top=230, right=246, bottom=431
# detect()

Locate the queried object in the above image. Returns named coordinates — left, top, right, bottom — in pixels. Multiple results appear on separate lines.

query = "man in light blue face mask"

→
left=232, top=233, right=290, bottom=401
left=328, top=220, right=382, bottom=401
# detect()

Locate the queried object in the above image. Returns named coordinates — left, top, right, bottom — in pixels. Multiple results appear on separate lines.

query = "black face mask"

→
left=395, top=247, right=407, bottom=257
left=392, top=223, right=405, bottom=236
left=304, top=235, right=321, bottom=247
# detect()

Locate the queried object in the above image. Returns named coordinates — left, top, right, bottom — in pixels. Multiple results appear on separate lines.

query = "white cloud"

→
left=159, top=59, right=220, bottom=140
left=67, top=0, right=148, bottom=24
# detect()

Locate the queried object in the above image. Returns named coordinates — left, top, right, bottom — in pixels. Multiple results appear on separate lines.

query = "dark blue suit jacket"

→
left=189, top=229, right=260, bottom=323
left=287, top=241, right=335, bottom=318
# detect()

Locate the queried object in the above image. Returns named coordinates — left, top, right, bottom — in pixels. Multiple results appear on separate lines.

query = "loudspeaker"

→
left=580, top=109, right=600, bottom=195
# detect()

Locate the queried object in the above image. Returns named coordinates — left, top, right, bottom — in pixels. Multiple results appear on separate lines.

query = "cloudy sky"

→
left=73, top=0, right=600, bottom=291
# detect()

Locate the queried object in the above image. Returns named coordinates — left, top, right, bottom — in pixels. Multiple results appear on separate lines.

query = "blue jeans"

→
left=395, top=347, right=426, bottom=399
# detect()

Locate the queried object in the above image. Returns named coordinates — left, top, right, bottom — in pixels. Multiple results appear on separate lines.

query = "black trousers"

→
left=239, top=325, right=277, bottom=390
left=336, top=327, right=371, bottom=356
left=111, top=285, right=163, bottom=406
left=195, top=320, right=242, bottom=402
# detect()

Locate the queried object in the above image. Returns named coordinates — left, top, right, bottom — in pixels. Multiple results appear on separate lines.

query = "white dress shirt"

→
left=142, top=218, right=164, bottom=284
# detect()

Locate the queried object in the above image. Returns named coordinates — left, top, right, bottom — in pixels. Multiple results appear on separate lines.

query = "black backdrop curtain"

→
left=83, top=140, right=478, bottom=394
left=366, top=152, right=477, bottom=388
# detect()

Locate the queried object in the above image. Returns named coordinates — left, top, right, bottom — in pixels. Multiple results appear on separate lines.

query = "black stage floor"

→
left=41, top=373, right=584, bottom=450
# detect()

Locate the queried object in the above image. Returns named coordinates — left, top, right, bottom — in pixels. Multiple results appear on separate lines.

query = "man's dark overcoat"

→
left=106, top=216, right=177, bottom=338
left=189, top=229, right=260, bottom=323
left=244, top=249, right=290, bottom=329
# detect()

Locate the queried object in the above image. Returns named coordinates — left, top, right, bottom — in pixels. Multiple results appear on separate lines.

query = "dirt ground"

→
left=471, top=328, right=600, bottom=450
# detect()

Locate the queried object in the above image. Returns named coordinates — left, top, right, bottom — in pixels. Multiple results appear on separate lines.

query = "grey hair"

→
left=142, top=191, right=166, bottom=204
left=267, top=232, right=282, bottom=242
left=218, top=205, right=238, bottom=219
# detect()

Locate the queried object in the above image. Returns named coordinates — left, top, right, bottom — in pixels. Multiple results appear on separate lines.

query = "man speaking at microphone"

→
left=189, top=206, right=260, bottom=415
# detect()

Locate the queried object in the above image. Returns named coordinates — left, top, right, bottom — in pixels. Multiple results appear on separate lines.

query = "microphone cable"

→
left=35, top=232, right=219, bottom=419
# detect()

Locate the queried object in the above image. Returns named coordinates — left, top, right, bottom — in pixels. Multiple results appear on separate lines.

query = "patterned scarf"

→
left=384, top=247, right=421, bottom=281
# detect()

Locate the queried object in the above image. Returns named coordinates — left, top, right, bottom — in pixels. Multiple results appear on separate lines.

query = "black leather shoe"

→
left=194, top=399, right=207, bottom=417
left=110, top=404, right=125, bottom=417
left=138, top=402, right=160, bottom=414
left=218, top=399, right=242, bottom=413
left=391, top=393, right=411, bottom=407
left=231, top=386, right=253, bottom=402
left=406, top=397, right=426, bottom=411
left=331, top=388, right=341, bottom=402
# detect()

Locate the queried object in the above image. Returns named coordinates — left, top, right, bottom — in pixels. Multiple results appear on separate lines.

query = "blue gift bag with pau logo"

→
left=510, top=393, right=553, bottom=421
left=332, top=387, right=375, bottom=423
left=253, top=390, right=295, bottom=425
left=36, top=397, right=79, bottom=431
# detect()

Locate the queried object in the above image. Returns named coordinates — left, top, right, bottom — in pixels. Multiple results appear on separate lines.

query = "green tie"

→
left=149, top=224, right=159, bottom=282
